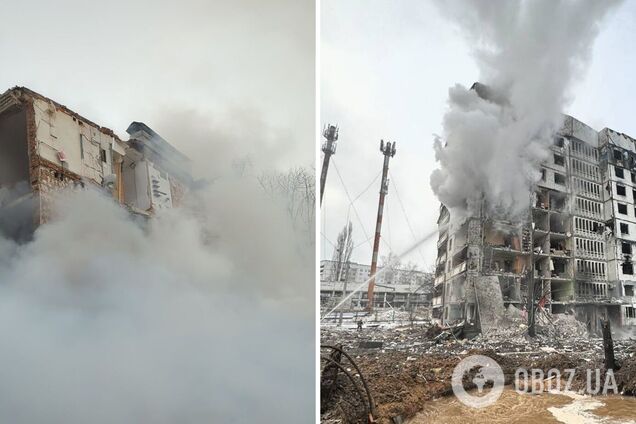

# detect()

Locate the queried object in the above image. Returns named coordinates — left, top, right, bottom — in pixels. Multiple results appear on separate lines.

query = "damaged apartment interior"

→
left=0, top=86, right=191, bottom=241
left=434, top=108, right=636, bottom=336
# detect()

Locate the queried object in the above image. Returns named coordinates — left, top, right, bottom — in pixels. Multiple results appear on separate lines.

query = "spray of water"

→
left=320, top=227, right=440, bottom=321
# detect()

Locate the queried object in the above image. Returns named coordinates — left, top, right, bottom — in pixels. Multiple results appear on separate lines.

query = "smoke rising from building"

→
left=430, top=0, right=622, bottom=221
left=0, top=121, right=314, bottom=422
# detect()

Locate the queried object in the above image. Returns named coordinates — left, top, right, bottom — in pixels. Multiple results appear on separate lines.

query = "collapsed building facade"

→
left=0, top=87, right=191, bottom=241
left=433, top=91, right=636, bottom=335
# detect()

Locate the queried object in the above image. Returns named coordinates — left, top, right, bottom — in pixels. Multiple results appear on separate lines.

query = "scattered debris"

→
left=321, top=316, right=636, bottom=424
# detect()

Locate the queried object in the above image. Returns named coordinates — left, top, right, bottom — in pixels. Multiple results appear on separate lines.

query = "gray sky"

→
left=0, top=0, right=314, bottom=171
left=320, top=0, right=636, bottom=269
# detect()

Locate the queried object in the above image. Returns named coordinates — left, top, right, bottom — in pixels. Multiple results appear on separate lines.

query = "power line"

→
left=320, top=232, right=337, bottom=250
left=332, top=159, right=373, bottom=249
left=353, top=235, right=374, bottom=249
left=389, top=170, right=428, bottom=264
left=351, top=170, right=381, bottom=203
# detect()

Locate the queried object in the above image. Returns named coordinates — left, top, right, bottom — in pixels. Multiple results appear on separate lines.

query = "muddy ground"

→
left=320, top=325, right=636, bottom=424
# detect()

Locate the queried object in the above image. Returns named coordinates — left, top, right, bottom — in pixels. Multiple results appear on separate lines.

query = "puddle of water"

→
left=410, top=388, right=636, bottom=424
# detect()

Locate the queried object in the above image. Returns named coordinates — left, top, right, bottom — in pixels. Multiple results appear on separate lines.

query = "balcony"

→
left=437, top=231, right=448, bottom=248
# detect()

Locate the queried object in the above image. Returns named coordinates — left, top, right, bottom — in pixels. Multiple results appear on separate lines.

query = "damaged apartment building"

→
left=433, top=86, right=636, bottom=336
left=0, top=87, right=191, bottom=241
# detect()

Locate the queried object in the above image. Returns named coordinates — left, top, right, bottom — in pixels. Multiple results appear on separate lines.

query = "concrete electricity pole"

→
left=320, top=124, right=339, bottom=205
left=367, top=140, right=396, bottom=311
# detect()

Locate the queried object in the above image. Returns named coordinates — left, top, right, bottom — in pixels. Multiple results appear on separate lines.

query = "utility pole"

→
left=527, top=197, right=537, bottom=337
left=367, top=140, right=396, bottom=311
left=320, top=124, right=339, bottom=205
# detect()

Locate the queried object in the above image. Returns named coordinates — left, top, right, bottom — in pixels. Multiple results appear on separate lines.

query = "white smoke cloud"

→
left=430, top=0, right=622, bottom=221
left=0, top=132, right=314, bottom=422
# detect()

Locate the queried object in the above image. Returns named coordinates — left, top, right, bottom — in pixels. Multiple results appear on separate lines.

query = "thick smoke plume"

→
left=430, top=0, right=622, bottom=221
left=0, top=121, right=314, bottom=422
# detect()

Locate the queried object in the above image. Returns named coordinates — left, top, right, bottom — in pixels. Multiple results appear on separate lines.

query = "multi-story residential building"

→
left=320, top=259, right=432, bottom=309
left=0, top=86, right=190, bottom=241
left=433, top=93, right=636, bottom=334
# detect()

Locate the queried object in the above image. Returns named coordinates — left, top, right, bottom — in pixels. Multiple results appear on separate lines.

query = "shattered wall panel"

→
left=37, top=163, right=81, bottom=224
left=169, top=176, right=187, bottom=207
left=32, top=98, right=116, bottom=185
left=474, top=276, right=506, bottom=332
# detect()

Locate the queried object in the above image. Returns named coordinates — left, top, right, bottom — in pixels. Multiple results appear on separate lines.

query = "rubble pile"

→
left=322, top=321, right=634, bottom=358
left=536, top=311, right=589, bottom=339
left=616, top=355, right=636, bottom=395
left=321, top=316, right=636, bottom=424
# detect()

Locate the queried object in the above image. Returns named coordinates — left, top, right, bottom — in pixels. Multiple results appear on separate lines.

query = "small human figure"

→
left=357, top=320, right=363, bottom=331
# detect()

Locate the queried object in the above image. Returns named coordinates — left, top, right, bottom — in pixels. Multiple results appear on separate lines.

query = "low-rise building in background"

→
left=320, top=259, right=432, bottom=310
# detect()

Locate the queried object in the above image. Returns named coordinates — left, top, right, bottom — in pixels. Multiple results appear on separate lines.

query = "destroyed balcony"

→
left=533, top=210, right=550, bottom=233
left=435, top=262, right=445, bottom=277
left=448, top=262, right=466, bottom=278
left=483, top=251, right=528, bottom=276
left=547, top=274, right=572, bottom=282
left=438, top=204, right=450, bottom=224
left=549, top=235, right=571, bottom=257
left=549, top=192, right=568, bottom=213
left=551, top=280, right=575, bottom=302
left=452, top=245, right=468, bottom=265
left=549, top=214, right=570, bottom=234
left=437, top=230, right=448, bottom=247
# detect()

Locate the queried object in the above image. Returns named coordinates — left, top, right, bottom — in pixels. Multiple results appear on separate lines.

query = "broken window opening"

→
left=550, top=195, right=566, bottom=211
left=618, top=203, right=628, bottom=215
left=554, top=173, right=566, bottom=185
left=623, top=242, right=632, bottom=255
left=554, top=154, right=565, bottom=166
left=550, top=239, right=567, bottom=255
left=621, top=222, right=630, bottom=235
left=100, top=148, right=107, bottom=163
left=535, top=190, right=548, bottom=208
left=623, top=262, right=634, bottom=275
left=617, top=184, right=626, bottom=196
left=615, top=167, right=624, bottom=179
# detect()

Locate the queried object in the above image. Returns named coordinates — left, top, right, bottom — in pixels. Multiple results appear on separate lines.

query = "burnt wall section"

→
left=37, top=162, right=82, bottom=225
left=0, top=107, right=29, bottom=186
left=0, top=107, right=36, bottom=241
